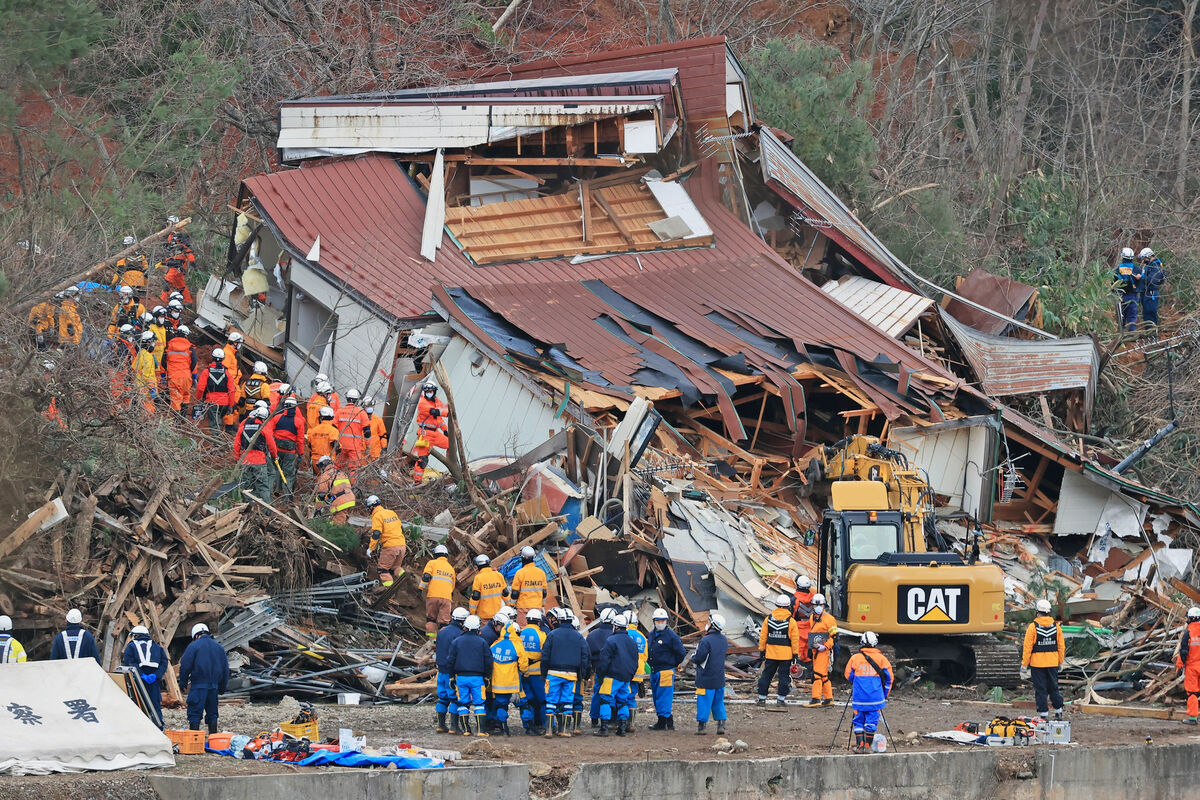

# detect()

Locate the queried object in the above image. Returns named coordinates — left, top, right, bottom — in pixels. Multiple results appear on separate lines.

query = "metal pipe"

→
left=1113, top=420, right=1179, bottom=473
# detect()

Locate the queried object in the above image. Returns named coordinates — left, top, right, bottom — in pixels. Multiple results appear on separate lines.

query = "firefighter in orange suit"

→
left=161, top=216, right=195, bottom=304
left=1021, top=598, right=1065, bottom=720
left=161, top=325, right=197, bottom=412
left=413, top=382, right=450, bottom=482
left=221, top=331, right=244, bottom=431
left=307, top=405, right=339, bottom=472
left=365, top=397, right=388, bottom=460
left=313, top=456, right=355, bottom=525
left=791, top=574, right=816, bottom=678
left=1178, top=607, right=1200, bottom=725
left=804, top=593, right=838, bottom=706
left=306, top=378, right=340, bottom=430
left=333, top=388, right=371, bottom=474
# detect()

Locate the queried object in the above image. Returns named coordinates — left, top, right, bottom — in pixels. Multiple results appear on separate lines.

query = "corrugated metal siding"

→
left=821, top=276, right=932, bottom=337
left=943, top=268, right=1037, bottom=335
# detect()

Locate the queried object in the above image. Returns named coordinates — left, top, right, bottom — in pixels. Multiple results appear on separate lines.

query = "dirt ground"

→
left=3, top=687, right=1199, bottom=800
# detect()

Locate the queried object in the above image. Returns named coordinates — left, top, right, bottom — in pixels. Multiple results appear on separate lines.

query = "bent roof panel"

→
left=944, top=268, right=1038, bottom=335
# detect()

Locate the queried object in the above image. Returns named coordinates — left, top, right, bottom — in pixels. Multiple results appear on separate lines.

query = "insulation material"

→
left=1122, top=549, right=1192, bottom=586
left=1054, top=469, right=1148, bottom=537
left=420, top=148, right=446, bottom=262
left=643, top=177, right=713, bottom=239
left=623, top=119, right=660, bottom=153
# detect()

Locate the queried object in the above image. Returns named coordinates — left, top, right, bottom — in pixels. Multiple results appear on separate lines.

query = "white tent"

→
left=0, top=659, right=175, bottom=775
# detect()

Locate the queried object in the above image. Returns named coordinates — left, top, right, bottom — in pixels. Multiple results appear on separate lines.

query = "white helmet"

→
left=474, top=554, right=491, bottom=567
left=527, top=609, right=543, bottom=622
left=131, top=625, right=149, bottom=636
left=1036, top=599, right=1052, bottom=614
left=775, top=593, right=792, bottom=608
left=123, top=235, right=136, bottom=246
left=422, top=381, right=437, bottom=396
left=452, top=607, right=469, bottom=622
left=317, top=381, right=333, bottom=395
left=568, top=610, right=580, bottom=629
left=1139, top=247, right=1155, bottom=260
left=283, top=396, right=298, bottom=408
left=279, top=383, right=293, bottom=396
left=312, top=373, right=328, bottom=387
left=364, top=494, right=381, bottom=509
left=652, top=608, right=669, bottom=622
left=167, top=215, right=180, bottom=225
left=1121, top=247, right=1135, bottom=259
left=860, top=631, right=879, bottom=648
left=191, top=623, right=209, bottom=637
left=319, top=405, right=335, bottom=420
left=64, top=285, right=79, bottom=297
left=253, top=361, right=267, bottom=374
left=0, top=615, right=11, bottom=631
left=168, top=291, right=184, bottom=302
left=599, top=607, right=616, bottom=624
left=151, top=305, right=167, bottom=316
left=433, top=544, right=449, bottom=556
left=118, top=285, right=133, bottom=298
left=521, top=546, right=536, bottom=560
left=250, top=406, right=269, bottom=420
left=497, top=605, right=516, bottom=622
left=212, top=347, right=225, bottom=360
left=66, top=608, right=83, bottom=624
left=139, top=330, right=156, bottom=345
left=796, top=574, right=812, bottom=590
left=1188, top=607, right=1200, bottom=621
left=708, top=613, right=726, bottom=632
left=227, top=331, right=244, bottom=344
left=346, top=388, right=361, bottom=403
left=316, top=455, right=333, bottom=468
left=812, top=593, right=827, bottom=607
left=611, top=611, right=628, bottom=627
left=463, top=615, right=482, bottom=631
left=364, top=397, right=376, bottom=411
left=119, top=324, right=135, bottom=337
left=177, top=325, right=191, bottom=337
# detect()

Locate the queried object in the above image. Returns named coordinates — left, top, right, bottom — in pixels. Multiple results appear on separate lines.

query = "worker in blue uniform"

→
left=50, top=608, right=100, bottom=664
left=122, top=625, right=168, bottom=728
left=586, top=607, right=616, bottom=728
left=519, top=608, right=548, bottom=735
left=1113, top=246, right=1142, bottom=332
left=448, top=614, right=493, bottom=737
left=646, top=608, right=687, bottom=730
left=1138, top=247, right=1166, bottom=329
left=593, top=611, right=639, bottom=737
left=434, top=607, right=468, bottom=734
left=541, top=608, right=590, bottom=737
left=178, top=622, right=229, bottom=734
left=694, top=614, right=729, bottom=735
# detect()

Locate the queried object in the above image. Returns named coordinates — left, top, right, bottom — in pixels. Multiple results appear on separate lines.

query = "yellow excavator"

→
left=810, top=435, right=1017, bottom=685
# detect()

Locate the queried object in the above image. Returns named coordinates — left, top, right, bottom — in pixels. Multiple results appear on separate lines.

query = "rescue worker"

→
left=791, top=574, right=816, bottom=678
left=541, top=607, right=590, bottom=738
left=364, top=397, right=388, bottom=460
left=221, top=331, right=244, bottom=432
left=50, top=608, right=100, bottom=663
left=306, top=380, right=340, bottom=431
left=333, top=388, right=371, bottom=474
left=161, top=325, right=196, bottom=413
left=626, top=614, right=648, bottom=732
left=646, top=608, right=686, bottom=730
left=234, top=405, right=278, bottom=499
left=109, top=286, right=146, bottom=337
left=469, top=554, right=508, bottom=623
left=270, top=395, right=305, bottom=502
left=166, top=298, right=185, bottom=330
left=161, top=216, right=195, bottom=304
left=593, top=611, right=639, bottom=737
left=565, top=610, right=587, bottom=727
left=364, top=495, right=406, bottom=587
left=0, top=615, right=28, bottom=663
left=307, top=405, right=340, bottom=472
left=178, top=623, right=229, bottom=734
left=1176, top=606, right=1200, bottom=725
left=845, top=631, right=893, bottom=753
left=587, top=607, right=617, bottom=727
left=111, top=324, right=137, bottom=367
left=519, top=608, right=548, bottom=735
left=58, top=286, right=82, bottom=345
left=148, top=306, right=169, bottom=363
left=694, top=613, right=728, bottom=735
left=758, top=593, right=800, bottom=706
left=419, top=544, right=456, bottom=637
left=805, top=593, right=838, bottom=707
left=196, top=348, right=233, bottom=432
left=448, top=614, right=493, bottom=737
left=313, top=456, right=355, bottom=525
left=267, top=381, right=292, bottom=412
left=434, top=607, right=469, bottom=734
left=510, top=545, right=548, bottom=625
left=489, top=617, right=529, bottom=737
left=239, top=361, right=271, bottom=418
left=413, top=381, right=450, bottom=482
left=1139, top=247, right=1166, bottom=328
left=112, top=235, right=149, bottom=298
left=1113, top=246, right=1141, bottom=332
left=122, top=625, right=168, bottom=728
left=28, top=295, right=56, bottom=349
left=1021, top=598, right=1065, bottom=720
left=132, top=330, right=160, bottom=413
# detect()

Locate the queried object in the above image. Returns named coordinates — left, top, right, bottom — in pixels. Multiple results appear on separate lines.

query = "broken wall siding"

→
left=1055, top=468, right=1149, bottom=538
left=891, top=416, right=999, bottom=521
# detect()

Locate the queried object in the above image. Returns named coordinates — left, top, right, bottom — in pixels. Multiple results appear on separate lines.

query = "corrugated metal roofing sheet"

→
left=944, top=268, right=1037, bottom=335
left=820, top=275, right=933, bottom=337
left=315, top=69, right=680, bottom=101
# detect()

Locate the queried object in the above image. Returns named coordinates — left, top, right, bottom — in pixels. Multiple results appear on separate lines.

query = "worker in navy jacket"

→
left=586, top=607, right=616, bottom=726
left=541, top=608, right=591, bottom=737
left=434, top=608, right=468, bottom=734
left=447, top=615, right=493, bottom=736
left=593, top=612, right=639, bottom=736
left=694, top=614, right=729, bottom=735
left=646, top=608, right=687, bottom=730
left=50, top=608, right=100, bottom=664
left=122, top=625, right=168, bottom=728
left=178, top=623, right=229, bottom=734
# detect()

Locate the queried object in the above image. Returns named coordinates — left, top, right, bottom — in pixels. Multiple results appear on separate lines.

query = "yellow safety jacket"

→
left=628, top=626, right=648, bottom=682
left=490, top=636, right=527, bottom=695
left=470, top=567, right=508, bottom=621
left=370, top=506, right=406, bottom=550
left=420, top=556, right=456, bottom=600
left=0, top=634, right=27, bottom=663
left=511, top=562, right=548, bottom=610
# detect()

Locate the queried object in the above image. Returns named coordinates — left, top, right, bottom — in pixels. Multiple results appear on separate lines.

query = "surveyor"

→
left=50, top=608, right=100, bottom=663
left=413, top=381, right=450, bottom=482
left=307, top=405, right=340, bottom=472
left=758, top=593, right=800, bottom=706
left=1113, top=246, right=1142, bottom=332
left=313, top=456, right=355, bottom=524
left=239, top=361, right=271, bottom=418
left=694, top=613, right=728, bottom=735
left=593, top=611, right=639, bottom=737
left=0, top=616, right=28, bottom=663
left=1176, top=606, right=1200, bottom=725
left=1138, top=247, right=1166, bottom=328
left=57, top=286, right=82, bottom=345
left=306, top=379, right=340, bottom=430
left=845, top=631, right=893, bottom=753
left=448, top=614, right=493, bottom=737
left=161, top=325, right=196, bottom=412
left=791, top=574, right=816, bottom=678
left=519, top=608, right=548, bottom=735
left=220, top=331, right=244, bottom=431
left=645, top=608, right=687, bottom=730
left=196, top=348, right=233, bottom=432
left=510, top=545, right=548, bottom=625
left=468, top=554, right=508, bottom=623
left=161, top=215, right=195, bottom=304
left=364, top=397, right=388, bottom=460
left=805, top=593, right=838, bottom=707
left=112, top=235, right=149, bottom=297
left=587, top=607, right=617, bottom=727
left=419, top=544, right=456, bottom=637
left=28, top=295, right=57, bottom=349
left=234, top=405, right=278, bottom=500
left=178, top=623, right=229, bottom=735
left=270, top=396, right=305, bottom=501
left=541, top=607, right=589, bottom=738
left=488, top=615, right=528, bottom=737
left=626, top=613, right=648, bottom=731
left=434, top=607, right=469, bottom=734
left=122, top=625, right=168, bottom=727
left=334, top=388, right=371, bottom=474
left=1021, top=598, right=1066, bottom=720
left=364, top=495, right=406, bottom=587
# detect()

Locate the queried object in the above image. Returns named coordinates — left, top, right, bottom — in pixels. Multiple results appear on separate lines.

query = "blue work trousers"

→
left=651, top=669, right=675, bottom=717
left=598, top=678, right=632, bottom=721
left=435, top=671, right=454, bottom=714
left=520, top=674, right=546, bottom=729
left=186, top=685, right=219, bottom=731
left=853, top=708, right=881, bottom=734
left=696, top=687, right=726, bottom=722
left=546, top=675, right=575, bottom=714
left=455, top=675, right=485, bottom=715
left=1120, top=293, right=1139, bottom=331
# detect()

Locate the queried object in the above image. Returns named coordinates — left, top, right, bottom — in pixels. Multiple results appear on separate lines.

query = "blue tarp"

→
left=206, top=747, right=444, bottom=769
left=499, top=551, right=557, bottom=584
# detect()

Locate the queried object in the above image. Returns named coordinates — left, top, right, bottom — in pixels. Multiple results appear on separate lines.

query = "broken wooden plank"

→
left=242, top=491, right=342, bottom=552
left=135, top=483, right=170, bottom=536
left=0, top=499, right=63, bottom=562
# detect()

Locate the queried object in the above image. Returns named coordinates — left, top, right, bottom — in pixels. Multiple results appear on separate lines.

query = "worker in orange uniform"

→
left=109, top=286, right=146, bottom=337
left=469, top=554, right=508, bottom=624
left=221, top=331, right=244, bottom=432
left=160, top=216, right=195, bottom=304
left=313, top=456, right=355, bottom=524
left=268, top=381, right=294, bottom=412
left=364, top=397, right=388, bottom=460
left=233, top=405, right=278, bottom=500
left=1177, top=606, right=1200, bottom=725
left=804, top=593, right=838, bottom=707
left=161, top=325, right=197, bottom=413
left=57, top=286, right=82, bottom=345
left=790, top=574, right=816, bottom=679
left=239, top=361, right=271, bottom=417
left=165, top=298, right=185, bottom=330
left=307, top=405, right=339, bottom=472
left=306, top=379, right=340, bottom=430
left=364, top=495, right=406, bottom=587
left=27, top=296, right=57, bottom=349
left=419, top=544, right=456, bottom=638
left=333, top=388, right=371, bottom=474
left=111, top=236, right=148, bottom=300
left=196, top=348, right=233, bottom=432
left=413, top=382, right=450, bottom=482
left=1021, top=598, right=1065, bottom=720
left=757, top=593, right=800, bottom=707
left=269, top=395, right=305, bottom=504
left=510, top=546, right=548, bottom=626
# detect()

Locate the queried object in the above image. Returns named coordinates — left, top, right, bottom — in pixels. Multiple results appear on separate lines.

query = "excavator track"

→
left=969, top=637, right=1022, bottom=688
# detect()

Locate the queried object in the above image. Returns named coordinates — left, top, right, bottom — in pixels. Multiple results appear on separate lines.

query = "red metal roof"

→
left=944, top=268, right=1038, bottom=335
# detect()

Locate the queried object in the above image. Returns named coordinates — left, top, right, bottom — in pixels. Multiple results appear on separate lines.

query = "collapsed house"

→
left=203, top=38, right=1198, bottom=668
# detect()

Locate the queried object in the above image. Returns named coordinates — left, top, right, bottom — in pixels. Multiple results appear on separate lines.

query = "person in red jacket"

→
left=234, top=405, right=278, bottom=500
left=1177, top=606, right=1200, bottom=725
left=269, top=395, right=306, bottom=504
left=413, top=382, right=450, bottom=482
left=161, top=325, right=197, bottom=413
left=195, top=348, right=233, bottom=432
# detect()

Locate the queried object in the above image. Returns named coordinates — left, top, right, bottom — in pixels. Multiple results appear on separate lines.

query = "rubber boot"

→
left=574, top=711, right=583, bottom=731
left=1184, top=717, right=1198, bottom=726
left=560, top=713, right=574, bottom=738
left=716, top=720, right=726, bottom=735
left=594, top=719, right=610, bottom=737
left=615, top=719, right=627, bottom=737
left=208, top=720, right=218, bottom=735
left=451, top=714, right=462, bottom=735
left=853, top=733, right=867, bottom=754
left=695, top=721, right=707, bottom=735
left=461, top=715, right=472, bottom=737
left=544, top=713, right=556, bottom=738
left=502, top=721, right=511, bottom=737
left=803, top=697, right=822, bottom=708
left=625, top=708, right=636, bottom=736
left=666, top=716, right=675, bottom=730
left=474, top=714, right=490, bottom=737
left=821, top=698, right=834, bottom=707
left=648, top=715, right=669, bottom=731
left=436, top=711, right=449, bottom=733
left=591, top=717, right=600, bottom=729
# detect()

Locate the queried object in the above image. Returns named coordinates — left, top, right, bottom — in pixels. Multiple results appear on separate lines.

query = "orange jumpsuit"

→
left=161, top=230, right=195, bottom=303
left=808, top=611, right=838, bottom=701
left=314, top=465, right=355, bottom=524
left=792, top=589, right=816, bottom=664
left=161, top=335, right=196, bottom=411
left=1177, top=620, right=1200, bottom=720
left=413, top=395, right=450, bottom=481
left=221, top=348, right=242, bottom=428
left=367, top=413, right=388, bottom=460
left=334, top=403, right=371, bottom=473
left=307, top=420, right=340, bottom=471
left=306, top=392, right=341, bottom=431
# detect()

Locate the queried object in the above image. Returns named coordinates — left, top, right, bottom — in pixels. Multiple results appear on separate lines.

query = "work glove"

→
left=1020, top=665, right=1031, bottom=681
left=143, top=673, right=158, bottom=684
left=430, top=408, right=440, bottom=418
left=816, top=643, right=827, bottom=652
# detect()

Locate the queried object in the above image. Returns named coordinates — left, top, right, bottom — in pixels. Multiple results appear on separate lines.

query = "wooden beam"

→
left=410, top=154, right=637, bottom=167
left=495, top=164, right=545, bottom=185
left=581, top=181, right=593, bottom=243
left=591, top=189, right=636, bottom=244
left=0, top=500, right=61, bottom=562
left=241, top=491, right=342, bottom=552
